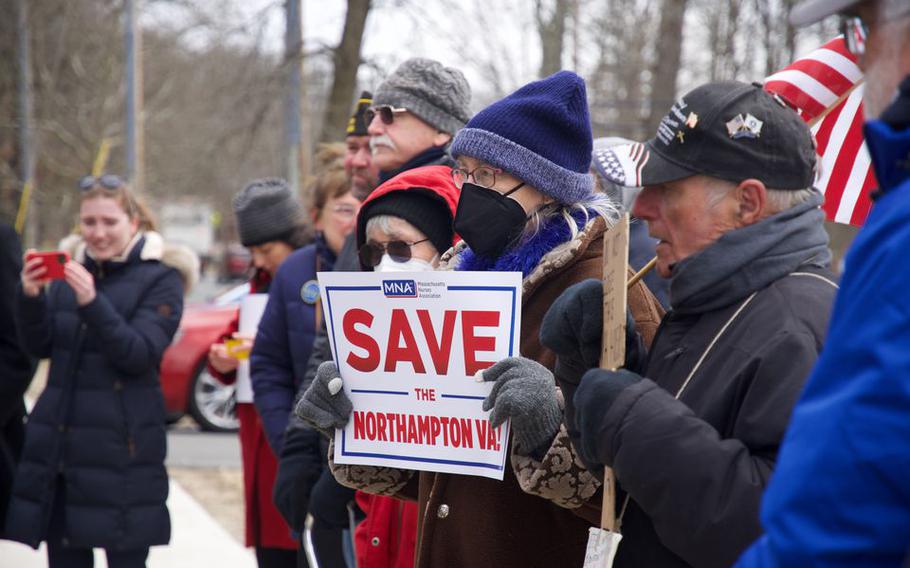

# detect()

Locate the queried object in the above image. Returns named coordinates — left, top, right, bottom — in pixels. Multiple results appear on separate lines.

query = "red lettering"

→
left=418, top=415, right=431, bottom=445
left=384, top=309, right=426, bottom=374
left=440, top=417, right=451, bottom=446
left=462, top=310, right=500, bottom=375
left=394, top=413, right=407, bottom=442
left=490, top=425, right=502, bottom=451
left=475, top=419, right=488, bottom=449
left=343, top=309, right=380, bottom=372
left=430, top=416, right=441, bottom=445
left=366, top=412, right=376, bottom=440
left=376, top=413, right=388, bottom=441
left=353, top=411, right=366, bottom=439
left=459, top=418, right=473, bottom=449
left=417, top=309, right=456, bottom=374
left=407, top=415, right=419, bottom=444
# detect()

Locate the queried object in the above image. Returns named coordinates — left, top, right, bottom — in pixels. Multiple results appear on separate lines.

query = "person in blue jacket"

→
left=6, top=175, right=197, bottom=567
left=736, top=1, right=910, bottom=566
left=250, top=146, right=360, bottom=567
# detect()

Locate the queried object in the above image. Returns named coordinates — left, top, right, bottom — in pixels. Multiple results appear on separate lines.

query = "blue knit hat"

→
left=450, top=70, right=594, bottom=203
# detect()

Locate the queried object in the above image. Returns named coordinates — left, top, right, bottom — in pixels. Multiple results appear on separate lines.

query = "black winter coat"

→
left=0, top=222, right=36, bottom=534
left=5, top=233, right=188, bottom=550
left=566, top=266, right=838, bottom=568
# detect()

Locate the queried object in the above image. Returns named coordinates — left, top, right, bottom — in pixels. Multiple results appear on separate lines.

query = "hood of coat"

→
left=59, top=231, right=200, bottom=292
left=439, top=215, right=606, bottom=298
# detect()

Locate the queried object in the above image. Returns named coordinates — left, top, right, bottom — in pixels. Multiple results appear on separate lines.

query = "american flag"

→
left=764, top=37, right=877, bottom=226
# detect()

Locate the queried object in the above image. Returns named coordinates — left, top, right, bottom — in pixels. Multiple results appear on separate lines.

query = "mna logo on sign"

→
left=382, top=280, right=418, bottom=298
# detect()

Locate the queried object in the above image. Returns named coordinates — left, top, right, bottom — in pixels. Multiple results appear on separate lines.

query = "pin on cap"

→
left=595, top=81, right=816, bottom=190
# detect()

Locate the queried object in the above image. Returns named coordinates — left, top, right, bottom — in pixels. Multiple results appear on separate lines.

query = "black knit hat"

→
left=347, top=91, right=373, bottom=137
left=232, top=178, right=303, bottom=246
left=358, top=190, right=454, bottom=259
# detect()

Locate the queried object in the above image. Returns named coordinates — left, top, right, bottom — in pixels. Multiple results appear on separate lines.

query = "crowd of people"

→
left=0, top=0, right=908, bottom=566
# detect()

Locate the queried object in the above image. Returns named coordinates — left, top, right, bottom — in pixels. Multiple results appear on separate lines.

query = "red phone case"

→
left=26, top=251, right=70, bottom=280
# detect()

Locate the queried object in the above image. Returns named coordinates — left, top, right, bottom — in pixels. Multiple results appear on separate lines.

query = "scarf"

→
left=457, top=210, right=591, bottom=277
left=670, top=192, right=832, bottom=314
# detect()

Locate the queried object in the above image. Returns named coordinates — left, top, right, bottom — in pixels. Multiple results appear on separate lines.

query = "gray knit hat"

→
left=232, top=178, right=303, bottom=246
left=374, top=58, right=471, bottom=135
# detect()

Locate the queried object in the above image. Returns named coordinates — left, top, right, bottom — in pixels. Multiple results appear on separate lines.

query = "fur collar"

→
left=439, top=213, right=606, bottom=295
left=59, top=231, right=200, bottom=292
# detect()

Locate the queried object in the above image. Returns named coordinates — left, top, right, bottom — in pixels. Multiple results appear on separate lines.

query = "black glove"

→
left=573, top=367, right=643, bottom=469
left=295, top=361, right=353, bottom=437
left=540, top=279, right=646, bottom=383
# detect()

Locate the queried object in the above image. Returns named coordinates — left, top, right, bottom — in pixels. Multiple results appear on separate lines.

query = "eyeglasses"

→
left=840, top=16, right=868, bottom=56
left=358, top=238, right=429, bottom=267
left=451, top=165, right=504, bottom=189
left=78, top=174, right=125, bottom=191
left=365, top=105, right=408, bottom=125
left=331, top=204, right=359, bottom=220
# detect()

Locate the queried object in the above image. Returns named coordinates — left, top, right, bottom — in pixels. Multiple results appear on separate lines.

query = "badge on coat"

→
left=301, top=280, right=320, bottom=304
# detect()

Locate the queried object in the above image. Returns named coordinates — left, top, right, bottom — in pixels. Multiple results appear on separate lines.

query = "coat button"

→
left=437, top=504, right=450, bottom=519
left=61, top=537, right=69, bottom=546
left=58, top=424, right=66, bottom=433
left=371, top=536, right=380, bottom=547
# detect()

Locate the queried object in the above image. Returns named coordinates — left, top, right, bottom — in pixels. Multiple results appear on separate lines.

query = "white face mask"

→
left=375, top=253, right=435, bottom=273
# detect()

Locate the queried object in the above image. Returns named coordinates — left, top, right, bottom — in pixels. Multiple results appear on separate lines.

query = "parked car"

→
left=221, top=242, right=251, bottom=282
left=160, top=283, right=248, bottom=431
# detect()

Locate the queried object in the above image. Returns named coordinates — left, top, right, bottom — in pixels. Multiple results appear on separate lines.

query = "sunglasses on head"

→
left=365, top=105, right=408, bottom=125
left=358, top=238, right=429, bottom=267
left=78, top=174, right=125, bottom=191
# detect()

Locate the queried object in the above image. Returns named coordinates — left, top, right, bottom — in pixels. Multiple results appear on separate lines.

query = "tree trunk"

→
left=536, top=0, right=570, bottom=78
left=646, top=0, right=688, bottom=134
left=318, top=0, right=371, bottom=143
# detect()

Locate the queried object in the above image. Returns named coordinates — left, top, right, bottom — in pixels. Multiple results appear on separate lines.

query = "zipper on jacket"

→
left=113, top=380, right=136, bottom=458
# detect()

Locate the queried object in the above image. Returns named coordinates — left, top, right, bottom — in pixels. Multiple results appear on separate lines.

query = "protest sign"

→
left=319, top=271, right=522, bottom=480
left=235, top=293, right=268, bottom=403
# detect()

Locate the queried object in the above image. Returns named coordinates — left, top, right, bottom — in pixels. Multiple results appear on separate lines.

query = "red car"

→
left=160, top=283, right=248, bottom=431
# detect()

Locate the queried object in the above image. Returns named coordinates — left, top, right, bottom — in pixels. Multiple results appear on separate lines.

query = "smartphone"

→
left=25, top=251, right=70, bottom=280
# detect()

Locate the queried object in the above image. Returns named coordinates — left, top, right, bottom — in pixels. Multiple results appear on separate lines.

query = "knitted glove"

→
left=540, top=278, right=646, bottom=382
left=294, top=361, right=353, bottom=437
left=481, top=357, right=562, bottom=457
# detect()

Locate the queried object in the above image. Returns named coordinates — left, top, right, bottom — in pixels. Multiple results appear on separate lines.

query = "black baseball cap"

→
left=597, top=81, right=817, bottom=190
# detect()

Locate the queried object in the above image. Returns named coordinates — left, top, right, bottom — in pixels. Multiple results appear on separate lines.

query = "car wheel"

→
left=188, top=361, right=239, bottom=432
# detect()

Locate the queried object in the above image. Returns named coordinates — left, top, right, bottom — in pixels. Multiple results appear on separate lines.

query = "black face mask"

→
left=454, top=181, right=527, bottom=260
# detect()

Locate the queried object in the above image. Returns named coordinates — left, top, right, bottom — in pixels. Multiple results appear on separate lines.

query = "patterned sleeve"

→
left=511, top=390, right=601, bottom=509
left=327, top=437, right=417, bottom=498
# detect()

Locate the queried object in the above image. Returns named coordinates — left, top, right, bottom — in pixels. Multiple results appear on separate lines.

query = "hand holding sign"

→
left=481, top=357, right=561, bottom=456
left=296, top=361, right=354, bottom=437
left=320, top=271, right=521, bottom=480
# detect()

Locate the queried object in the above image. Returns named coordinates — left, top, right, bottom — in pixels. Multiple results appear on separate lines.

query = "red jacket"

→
left=355, top=492, right=418, bottom=568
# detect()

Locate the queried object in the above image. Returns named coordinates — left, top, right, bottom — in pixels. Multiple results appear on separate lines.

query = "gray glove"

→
left=481, top=357, right=562, bottom=456
left=294, top=361, right=353, bottom=437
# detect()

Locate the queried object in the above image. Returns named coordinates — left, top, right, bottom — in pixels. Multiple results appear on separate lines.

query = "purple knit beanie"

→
left=450, top=70, right=594, bottom=203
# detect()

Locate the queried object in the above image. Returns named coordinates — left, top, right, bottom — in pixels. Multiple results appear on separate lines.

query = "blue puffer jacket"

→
left=5, top=232, right=192, bottom=550
left=736, top=79, right=910, bottom=567
left=251, top=238, right=335, bottom=454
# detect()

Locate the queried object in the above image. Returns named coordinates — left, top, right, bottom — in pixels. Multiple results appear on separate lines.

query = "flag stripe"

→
left=815, top=85, right=863, bottom=205
left=822, top=91, right=866, bottom=221
left=765, top=71, right=836, bottom=117
left=834, top=139, right=871, bottom=224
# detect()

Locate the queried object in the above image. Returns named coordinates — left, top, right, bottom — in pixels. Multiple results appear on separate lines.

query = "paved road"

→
left=166, top=420, right=241, bottom=469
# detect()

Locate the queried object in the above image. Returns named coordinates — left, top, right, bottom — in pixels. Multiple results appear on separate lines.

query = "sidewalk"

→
left=0, top=480, right=255, bottom=567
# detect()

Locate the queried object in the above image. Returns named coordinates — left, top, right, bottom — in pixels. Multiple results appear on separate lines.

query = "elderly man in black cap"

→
left=530, top=81, right=839, bottom=567
left=736, top=1, right=910, bottom=566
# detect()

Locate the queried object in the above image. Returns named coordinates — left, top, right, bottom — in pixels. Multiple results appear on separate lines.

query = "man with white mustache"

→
left=366, top=57, right=472, bottom=183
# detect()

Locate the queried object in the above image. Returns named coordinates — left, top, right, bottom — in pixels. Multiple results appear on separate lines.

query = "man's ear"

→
left=433, top=131, right=453, bottom=147
left=736, top=179, right=767, bottom=225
